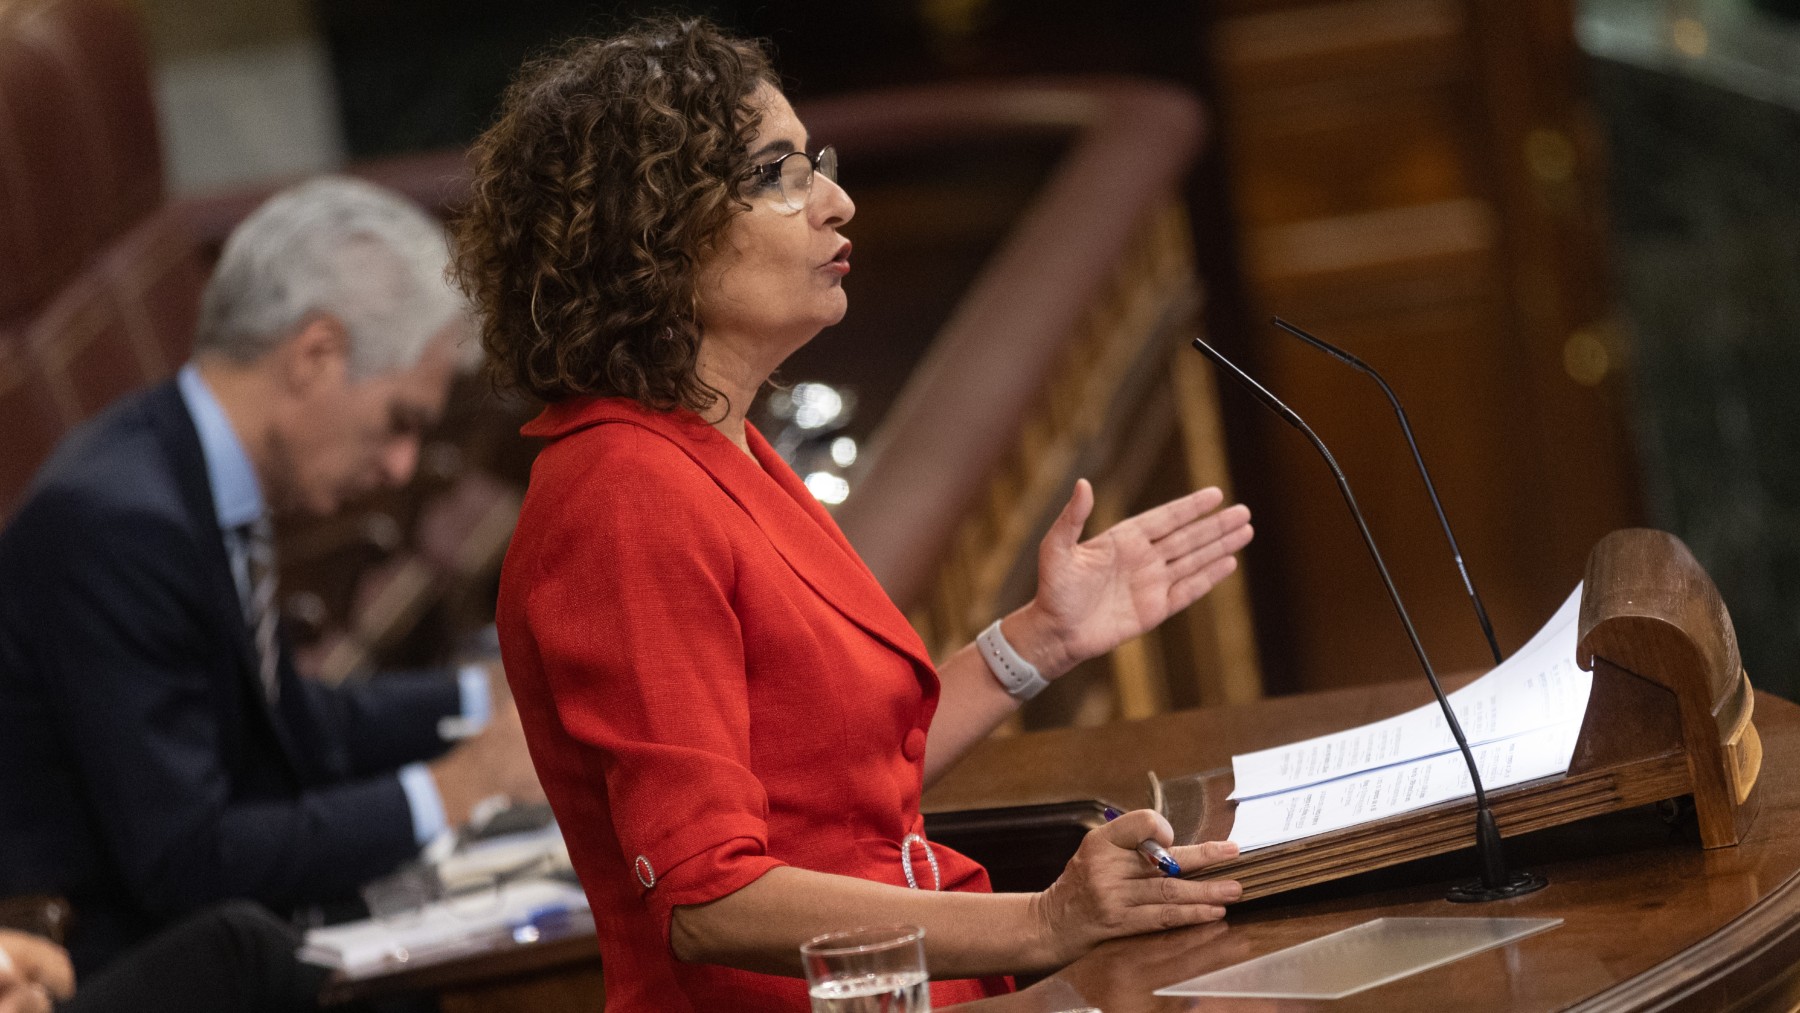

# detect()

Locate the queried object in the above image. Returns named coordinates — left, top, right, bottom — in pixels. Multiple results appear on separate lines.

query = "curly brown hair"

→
left=450, top=17, right=776, bottom=410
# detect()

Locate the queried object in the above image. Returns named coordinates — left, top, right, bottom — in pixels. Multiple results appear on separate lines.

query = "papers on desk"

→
left=299, top=879, right=589, bottom=975
left=437, top=820, right=573, bottom=894
left=1228, top=585, right=1590, bottom=852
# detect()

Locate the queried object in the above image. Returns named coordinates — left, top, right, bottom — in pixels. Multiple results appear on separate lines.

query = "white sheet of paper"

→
left=1229, top=585, right=1588, bottom=802
left=299, top=878, right=589, bottom=974
left=1228, top=719, right=1586, bottom=851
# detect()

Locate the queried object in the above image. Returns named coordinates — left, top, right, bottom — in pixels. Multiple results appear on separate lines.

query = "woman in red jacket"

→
left=452, top=17, right=1253, bottom=1012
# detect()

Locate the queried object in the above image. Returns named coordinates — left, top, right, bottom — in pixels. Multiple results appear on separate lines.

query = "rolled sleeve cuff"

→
left=635, top=823, right=786, bottom=950
left=398, top=762, right=449, bottom=847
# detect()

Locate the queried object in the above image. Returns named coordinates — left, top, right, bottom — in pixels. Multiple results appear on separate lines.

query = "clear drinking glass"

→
left=362, top=863, right=436, bottom=927
left=443, top=871, right=502, bottom=920
left=801, top=924, right=930, bottom=1013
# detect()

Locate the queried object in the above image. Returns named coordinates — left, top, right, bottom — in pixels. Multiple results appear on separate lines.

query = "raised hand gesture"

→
left=1026, top=480, right=1252, bottom=673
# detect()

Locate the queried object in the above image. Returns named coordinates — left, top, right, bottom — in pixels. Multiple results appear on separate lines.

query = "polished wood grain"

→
left=934, top=690, right=1800, bottom=1012
left=1578, top=529, right=1763, bottom=847
left=0, top=893, right=71, bottom=945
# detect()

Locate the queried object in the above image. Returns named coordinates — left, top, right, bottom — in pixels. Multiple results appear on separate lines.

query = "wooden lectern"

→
left=1154, top=528, right=1764, bottom=900
left=926, top=527, right=1800, bottom=1011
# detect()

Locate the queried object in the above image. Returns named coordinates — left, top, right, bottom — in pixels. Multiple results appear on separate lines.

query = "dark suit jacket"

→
left=0, top=380, right=461, bottom=972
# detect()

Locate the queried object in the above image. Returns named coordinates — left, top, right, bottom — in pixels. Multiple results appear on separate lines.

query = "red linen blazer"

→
left=496, top=397, right=1009, bottom=1013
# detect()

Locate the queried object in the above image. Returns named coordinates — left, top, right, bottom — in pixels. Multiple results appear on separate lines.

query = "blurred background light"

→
left=804, top=471, right=851, bottom=505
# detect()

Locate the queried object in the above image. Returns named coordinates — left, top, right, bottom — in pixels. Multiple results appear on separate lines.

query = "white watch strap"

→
left=977, top=619, right=1050, bottom=701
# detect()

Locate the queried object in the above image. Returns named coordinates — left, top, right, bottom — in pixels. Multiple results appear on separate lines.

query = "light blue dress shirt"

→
left=176, top=364, right=490, bottom=847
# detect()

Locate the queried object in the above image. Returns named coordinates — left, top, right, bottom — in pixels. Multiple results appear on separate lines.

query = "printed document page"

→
left=1230, top=719, right=1586, bottom=851
left=1229, top=585, right=1588, bottom=802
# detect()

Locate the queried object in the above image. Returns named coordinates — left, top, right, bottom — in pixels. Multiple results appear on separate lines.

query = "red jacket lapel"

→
left=523, top=397, right=937, bottom=675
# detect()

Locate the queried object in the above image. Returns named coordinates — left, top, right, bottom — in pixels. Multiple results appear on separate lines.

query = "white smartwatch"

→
left=977, top=619, right=1050, bottom=702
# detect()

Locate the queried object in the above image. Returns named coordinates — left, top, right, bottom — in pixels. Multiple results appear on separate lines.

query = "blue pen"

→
left=1102, top=806, right=1182, bottom=878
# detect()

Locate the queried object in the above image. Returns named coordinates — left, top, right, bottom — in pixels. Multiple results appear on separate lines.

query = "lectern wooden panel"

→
left=1576, top=528, right=1762, bottom=847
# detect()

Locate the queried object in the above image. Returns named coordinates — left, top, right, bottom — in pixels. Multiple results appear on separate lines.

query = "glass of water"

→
left=362, top=862, right=436, bottom=927
left=801, top=924, right=929, bottom=1013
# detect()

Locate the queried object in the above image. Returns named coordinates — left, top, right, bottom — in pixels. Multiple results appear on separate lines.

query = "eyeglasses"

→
left=742, top=145, right=838, bottom=213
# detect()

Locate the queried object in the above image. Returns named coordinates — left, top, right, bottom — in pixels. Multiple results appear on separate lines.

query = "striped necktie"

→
left=242, top=518, right=280, bottom=703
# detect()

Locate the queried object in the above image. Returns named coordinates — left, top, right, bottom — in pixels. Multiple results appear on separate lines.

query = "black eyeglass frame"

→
left=741, top=145, right=838, bottom=211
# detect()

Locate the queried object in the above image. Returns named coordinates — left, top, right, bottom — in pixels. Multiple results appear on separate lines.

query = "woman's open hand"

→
left=1022, top=480, right=1252, bottom=675
left=1027, top=809, right=1241, bottom=967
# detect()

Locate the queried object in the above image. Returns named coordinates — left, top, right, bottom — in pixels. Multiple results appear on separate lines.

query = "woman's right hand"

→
left=1026, top=809, right=1241, bottom=967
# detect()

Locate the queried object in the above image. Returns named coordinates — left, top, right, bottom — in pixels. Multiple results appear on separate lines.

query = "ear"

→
left=281, top=315, right=350, bottom=395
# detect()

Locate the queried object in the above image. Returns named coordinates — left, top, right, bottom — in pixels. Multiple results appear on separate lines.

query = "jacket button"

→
left=902, top=728, right=927, bottom=762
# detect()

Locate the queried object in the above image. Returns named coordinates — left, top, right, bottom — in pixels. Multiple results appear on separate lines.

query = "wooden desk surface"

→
left=926, top=682, right=1800, bottom=1012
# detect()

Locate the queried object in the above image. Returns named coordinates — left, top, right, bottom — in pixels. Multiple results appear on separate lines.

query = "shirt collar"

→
left=523, top=396, right=937, bottom=677
left=177, top=363, right=266, bottom=532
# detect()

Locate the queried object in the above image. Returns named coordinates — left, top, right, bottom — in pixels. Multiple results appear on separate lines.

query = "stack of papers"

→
left=300, top=878, right=589, bottom=974
left=437, top=821, right=573, bottom=894
left=1228, top=585, right=1590, bottom=851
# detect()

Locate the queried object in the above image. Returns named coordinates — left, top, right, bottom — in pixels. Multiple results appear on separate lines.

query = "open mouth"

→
left=826, top=241, right=852, bottom=271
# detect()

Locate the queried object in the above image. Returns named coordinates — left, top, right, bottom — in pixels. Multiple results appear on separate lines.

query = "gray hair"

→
left=193, top=176, right=467, bottom=377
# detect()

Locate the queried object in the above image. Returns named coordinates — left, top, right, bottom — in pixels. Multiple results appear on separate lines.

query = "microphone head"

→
left=1190, top=338, right=1306, bottom=431
left=1272, top=316, right=1362, bottom=369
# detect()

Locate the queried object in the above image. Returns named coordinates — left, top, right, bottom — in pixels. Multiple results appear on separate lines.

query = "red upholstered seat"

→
left=0, top=0, right=164, bottom=339
left=25, top=207, right=207, bottom=426
left=0, top=0, right=195, bottom=517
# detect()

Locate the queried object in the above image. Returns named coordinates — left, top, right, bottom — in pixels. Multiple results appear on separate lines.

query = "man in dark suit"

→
left=0, top=177, right=543, bottom=975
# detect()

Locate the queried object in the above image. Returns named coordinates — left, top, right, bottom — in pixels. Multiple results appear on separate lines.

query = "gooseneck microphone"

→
left=1192, top=336, right=1544, bottom=902
left=1271, top=316, right=1504, bottom=667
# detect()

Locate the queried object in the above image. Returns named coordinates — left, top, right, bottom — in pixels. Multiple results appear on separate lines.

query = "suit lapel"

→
left=528, top=398, right=937, bottom=676
left=146, top=382, right=309, bottom=779
left=735, top=423, right=937, bottom=675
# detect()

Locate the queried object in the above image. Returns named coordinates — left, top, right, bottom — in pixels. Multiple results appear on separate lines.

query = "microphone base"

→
left=1445, top=870, right=1548, bottom=903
